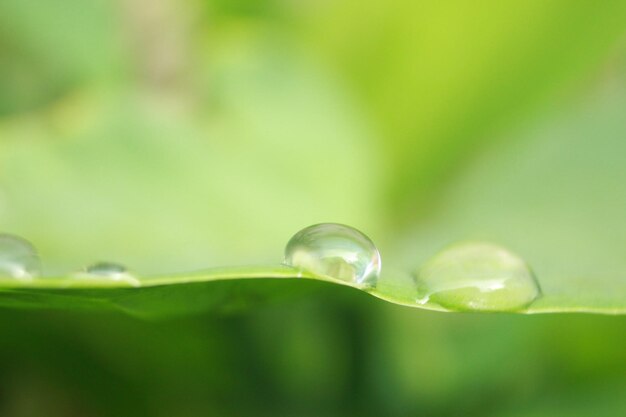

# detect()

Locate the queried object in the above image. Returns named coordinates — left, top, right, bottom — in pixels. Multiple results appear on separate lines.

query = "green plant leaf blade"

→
left=0, top=259, right=623, bottom=317
left=1, top=83, right=625, bottom=316
left=305, top=0, right=626, bottom=211
left=0, top=266, right=349, bottom=318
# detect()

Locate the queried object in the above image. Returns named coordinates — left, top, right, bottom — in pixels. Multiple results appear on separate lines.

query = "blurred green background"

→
left=1, top=0, right=626, bottom=415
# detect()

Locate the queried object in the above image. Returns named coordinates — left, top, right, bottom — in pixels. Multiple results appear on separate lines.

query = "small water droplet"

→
left=415, top=241, right=540, bottom=311
left=0, top=234, right=41, bottom=280
left=74, top=262, right=140, bottom=287
left=284, top=223, right=381, bottom=287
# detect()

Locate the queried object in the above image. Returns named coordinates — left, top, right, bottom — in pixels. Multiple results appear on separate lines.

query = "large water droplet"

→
left=74, top=262, right=140, bottom=287
left=415, top=241, right=540, bottom=311
left=0, top=234, right=41, bottom=280
left=284, top=223, right=381, bottom=287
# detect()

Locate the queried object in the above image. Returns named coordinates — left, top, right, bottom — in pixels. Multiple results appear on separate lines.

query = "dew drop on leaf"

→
left=284, top=223, right=381, bottom=287
left=74, top=261, right=140, bottom=287
left=0, top=234, right=42, bottom=280
left=415, top=241, right=541, bottom=311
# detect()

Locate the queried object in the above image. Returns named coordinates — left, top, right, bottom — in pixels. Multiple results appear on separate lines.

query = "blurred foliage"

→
left=303, top=0, right=626, bottom=212
left=1, top=0, right=626, bottom=416
left=390, top=80, right=626, bottom=314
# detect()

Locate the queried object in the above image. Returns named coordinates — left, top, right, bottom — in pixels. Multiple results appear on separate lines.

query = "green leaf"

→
left=0, top=37, right=381, bottom=276
left=0, top=266, right=334, bottom=318
left=1, top=82, right=626, bottom=316
left=0, top=0, right=124, bottom=114
left=303, top=0, right=626, bottom=212
left=0, top=16, right=624, bottom=317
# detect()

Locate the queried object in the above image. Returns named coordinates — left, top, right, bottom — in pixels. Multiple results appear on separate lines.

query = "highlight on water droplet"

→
left=414, top=241, right=540, bottom=312
left=0, top=233, right=42, bottom=280
left=284, top=223, right=381, bottom=287
left=73, top=261, right=140, bottom=287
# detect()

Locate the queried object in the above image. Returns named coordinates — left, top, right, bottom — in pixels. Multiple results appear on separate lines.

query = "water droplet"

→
left=415, top=241, right=540, bottom=311
left=74, top=262, right=140, bottom=287
left=284, top=223, right=381, bottom=287
left=0, top=234, right=41, bottom=280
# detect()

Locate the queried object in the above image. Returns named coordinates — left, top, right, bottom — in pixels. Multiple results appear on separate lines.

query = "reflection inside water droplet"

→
left=74, top=261, right=140, bottom=287
left=414, top=241, right=540, bottom=311
left=284, top=223, right=381, bottom=287
left=0, top=234, right=41, bottom=280
left=86, top=262, right=127, bottom=275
